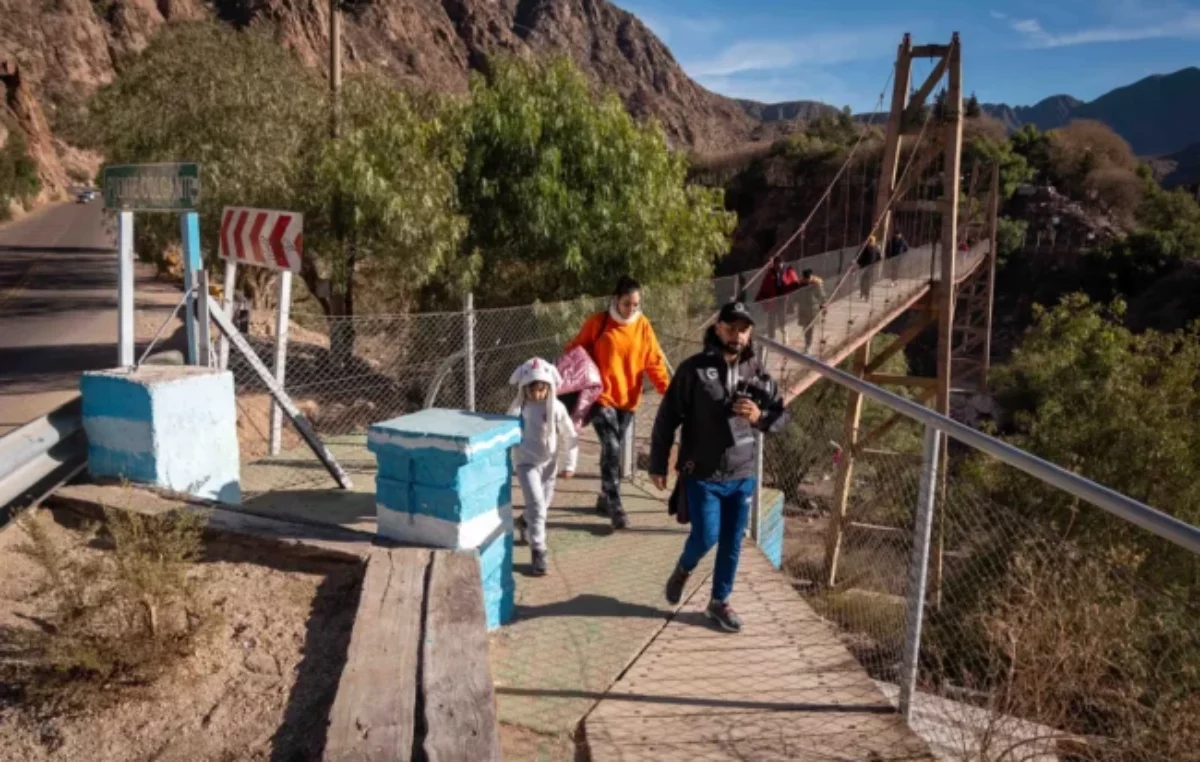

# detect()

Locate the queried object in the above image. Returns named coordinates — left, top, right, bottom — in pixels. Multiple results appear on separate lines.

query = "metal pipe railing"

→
left=758, top=336, right=1200, bottom=556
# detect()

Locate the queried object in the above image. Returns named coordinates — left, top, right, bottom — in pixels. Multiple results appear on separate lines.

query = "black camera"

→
left=730, top=375, right=775, bottom=412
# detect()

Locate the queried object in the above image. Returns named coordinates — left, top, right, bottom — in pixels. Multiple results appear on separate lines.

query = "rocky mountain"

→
left=983, top=68, right=1200, bottom=157
left=981, top=95, right=1082, bottom=133
left=1155, top=141, right=1200, bottom=190
left=736, top=99, right=840, bottom=124
left=0, top=0, right=756, bottom=203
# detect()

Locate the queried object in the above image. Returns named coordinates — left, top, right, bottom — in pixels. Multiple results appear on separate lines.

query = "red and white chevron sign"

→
left=219, top=207, right=303, bottom=273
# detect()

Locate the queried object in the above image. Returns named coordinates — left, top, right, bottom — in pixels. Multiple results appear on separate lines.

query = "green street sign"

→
left=103, top=162, right=200, bottom=211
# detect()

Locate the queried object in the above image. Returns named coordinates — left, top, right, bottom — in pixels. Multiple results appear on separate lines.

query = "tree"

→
left=990, top=295, right=1200, bottom=567
left=1010, top=124, right=1053, bottom=183
left=1047, top=119, right=1138, bottom=199
left=963, top=117, right=1035, bottom=199
left=453, top=56, right=735, bottom=306
left=965, top=92, right=982, bottom=118
left=0, top=119, right=41, bottom=218
left=292, top=77, right=467, bottom=357
left=86, top=22, right=327, bottom=274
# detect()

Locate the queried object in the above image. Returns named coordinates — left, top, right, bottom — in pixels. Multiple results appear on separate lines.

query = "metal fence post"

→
left=464, top=292, right=476, bottom=412
left=621, top=413, right=635, bottom=480
left=750, top=431, right=764, bottom=542
left=899, top=424, right=942, bottom=720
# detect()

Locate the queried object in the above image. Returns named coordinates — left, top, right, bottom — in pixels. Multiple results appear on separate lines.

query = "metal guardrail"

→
left=0, top=396, right=88, bottom=510
left=759, top=336, right=1200, bottom=556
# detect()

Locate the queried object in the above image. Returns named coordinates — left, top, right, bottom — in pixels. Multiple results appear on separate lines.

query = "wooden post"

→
left=825, top=342, right=869, bottom=587
left=932, top=33, right=964, bottom=610
left=823, top=35, right=912, bottom=586
left=874, top=34, right=914, bottom=244
left=982, top=163, right=1000, bottom=391
left=329, top=0, right=342, bottom=138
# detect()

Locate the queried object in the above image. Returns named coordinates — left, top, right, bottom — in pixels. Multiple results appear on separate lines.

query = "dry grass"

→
left=0, top=507, right=215, bottom=712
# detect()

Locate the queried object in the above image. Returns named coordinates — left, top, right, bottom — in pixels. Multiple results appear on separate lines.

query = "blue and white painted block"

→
left=411, top=479, right=512, bottom=525
left=376, top=499, right=512, bottom=550
left=476, top=515, right=515, bottom=630
left=758, top=491, right=786, bottom=569
left=368, top=409, right=519, bottom=468
left=80, top=366, right=241, bottom=504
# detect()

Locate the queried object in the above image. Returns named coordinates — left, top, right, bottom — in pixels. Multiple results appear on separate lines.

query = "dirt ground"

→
left=0, top=509, right=363, bottom=762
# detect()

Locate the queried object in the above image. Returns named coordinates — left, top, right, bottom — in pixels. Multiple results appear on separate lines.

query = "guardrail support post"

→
left=118, top=211, right=135, bottom=367
left=464, top=292, right=476, bottom=412
left=899, top=424, right=941, bottom=720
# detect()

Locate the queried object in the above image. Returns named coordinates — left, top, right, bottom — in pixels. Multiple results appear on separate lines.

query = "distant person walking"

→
left=885, top=230, right=909, bottom=282
left=857, top=235, right=883, bottom=299
left=565, top=276, right=671, bottom=530
left=650, top=301, right=788, bottom=633
left=794, top=268, right=826, bottom=353
left=754, top=260, right=800, bottom=343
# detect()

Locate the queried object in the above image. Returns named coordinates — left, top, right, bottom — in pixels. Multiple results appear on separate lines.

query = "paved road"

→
left=0, top=202, right=182, bottom=436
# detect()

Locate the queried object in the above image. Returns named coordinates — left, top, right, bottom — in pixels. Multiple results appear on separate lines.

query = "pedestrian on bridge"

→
left=565, top=276, right=672, bottom=530
left=649, top=301, right=788, bottom=633
left=857, top=235, right=883, bottom=299
left=885, top=230, right=909, bottom=283
left=794, top=269, right=826, bottom=353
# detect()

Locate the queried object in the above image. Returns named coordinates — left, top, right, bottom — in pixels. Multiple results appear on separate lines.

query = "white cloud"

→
left=990, top=10, right=1008, bottom=20
left=697, top=70, right=873, bottom=111
left=686, top=28, right=903, bottom=77
left=1010, top=7, right=1200, bottom=47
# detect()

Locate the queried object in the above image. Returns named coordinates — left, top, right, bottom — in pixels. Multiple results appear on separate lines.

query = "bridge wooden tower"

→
left=824, top=33, right=1002, bottom=598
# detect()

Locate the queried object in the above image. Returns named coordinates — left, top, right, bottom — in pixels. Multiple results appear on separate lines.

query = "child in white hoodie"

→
left=508, top=358, right=579, bottom=576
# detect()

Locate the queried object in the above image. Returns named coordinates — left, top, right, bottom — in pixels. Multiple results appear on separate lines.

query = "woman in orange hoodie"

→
left=565, top=276, right=671, bottom=529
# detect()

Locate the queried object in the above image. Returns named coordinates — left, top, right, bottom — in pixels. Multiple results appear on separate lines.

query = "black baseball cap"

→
left=718, top=300, right=755, bottom=326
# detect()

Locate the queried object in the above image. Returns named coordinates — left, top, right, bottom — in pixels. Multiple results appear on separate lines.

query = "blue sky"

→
left=613, top=0, right=1200, bottom=110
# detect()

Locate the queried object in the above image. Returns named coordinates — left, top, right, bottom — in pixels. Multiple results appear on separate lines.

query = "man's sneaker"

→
left=664, top=563, right=690, bottom=605
left=531, top=549, right=548, bottom=576
left=514, top=516, right=528, bottom=546
left=705, top=599, right=743, bottom=633
left=610, top=508, right=629, bottom=530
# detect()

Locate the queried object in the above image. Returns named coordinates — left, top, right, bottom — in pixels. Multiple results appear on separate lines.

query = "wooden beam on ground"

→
left=863, top=373, right=937, bottom=389
left=326, top=549, right=430, bottom=761
left=863, top=311, right=934, bottom=374
left=422, top=552, right=502, bottom=762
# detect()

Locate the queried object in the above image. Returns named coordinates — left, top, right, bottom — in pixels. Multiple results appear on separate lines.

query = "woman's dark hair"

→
left=613, top=276, right=642, bottom=298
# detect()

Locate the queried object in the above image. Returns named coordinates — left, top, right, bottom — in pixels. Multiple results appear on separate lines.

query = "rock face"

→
left=0, top=0, right=756, bottom=198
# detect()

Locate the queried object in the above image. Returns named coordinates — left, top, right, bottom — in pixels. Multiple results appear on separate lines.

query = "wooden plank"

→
left=422, top=551, right=501, bottom=762
left=325, top=548, right=430, bottom=761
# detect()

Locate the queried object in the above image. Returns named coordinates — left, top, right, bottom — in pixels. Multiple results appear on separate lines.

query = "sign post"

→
left=103, top=162, right=201, bottom=368
left=218, top=206, right=304, bottom=455
left=180, top=211, right=203, bottom=365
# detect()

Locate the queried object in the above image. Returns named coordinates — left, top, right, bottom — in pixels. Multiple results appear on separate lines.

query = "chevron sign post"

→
left=217, top=207, right=304, bottom=455
left=218, top=207, right=303, bottom=273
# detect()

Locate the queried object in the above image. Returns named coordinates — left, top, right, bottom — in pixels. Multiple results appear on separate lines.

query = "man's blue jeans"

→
left=678, top=478, right=756, bottom=602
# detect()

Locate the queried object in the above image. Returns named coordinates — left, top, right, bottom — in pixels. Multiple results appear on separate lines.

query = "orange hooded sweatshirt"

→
left=565, top=309, right=671, bottom=412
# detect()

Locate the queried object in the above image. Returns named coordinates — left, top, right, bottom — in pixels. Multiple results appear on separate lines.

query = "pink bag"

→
left=556, top=347, right=603, bottom=432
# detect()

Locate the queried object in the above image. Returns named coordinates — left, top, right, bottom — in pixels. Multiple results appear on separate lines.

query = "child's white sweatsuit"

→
left=508, top=359, right=579, bottom=553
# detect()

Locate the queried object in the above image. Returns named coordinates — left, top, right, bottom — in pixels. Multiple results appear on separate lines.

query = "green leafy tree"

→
left=965, top=92, right=982, bottom=118
left=86, top=22, right=326, bottom=275
left=0, top=120, right=42, bottom=218
left=453, top=56, right=735, bottom=307
left=989, top=295, right=1200, bottom=576
left=292, top=77, right=466, bottom=357
left=1010, top=124, right=1053, bottom=183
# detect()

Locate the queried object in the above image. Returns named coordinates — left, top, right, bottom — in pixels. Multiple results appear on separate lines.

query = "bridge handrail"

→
left=759, top=335, right=1200, bottom=556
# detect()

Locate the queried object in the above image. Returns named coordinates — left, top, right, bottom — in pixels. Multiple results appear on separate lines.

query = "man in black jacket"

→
left=649, top=301, right=788, bottom=632
left=857, top=235, right=883, bottom=299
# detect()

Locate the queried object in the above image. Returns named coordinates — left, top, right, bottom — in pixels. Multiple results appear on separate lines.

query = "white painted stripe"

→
left=376, top=503, right=513, bottom=550
left=368, top=426, right=520, bottom=457
left=82, top=415, right=154, bottom=455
